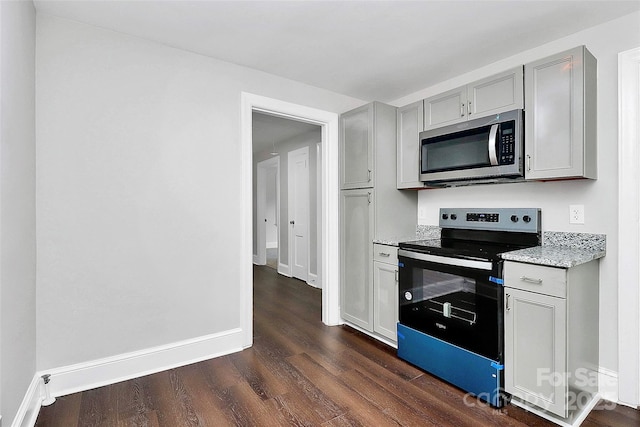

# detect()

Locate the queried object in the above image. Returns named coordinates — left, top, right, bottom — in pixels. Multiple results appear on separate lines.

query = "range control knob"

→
left=404, top=291, right=413, bottom=301
left=450, top=214, right=457, bottom=220
left=442, top=214, right=449, bottom=220
left=510, top=215, right=519, bottom=223
left=523, top=215, right=532, bottom=223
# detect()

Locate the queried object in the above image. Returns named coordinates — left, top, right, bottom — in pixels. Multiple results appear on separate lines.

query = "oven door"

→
left=398, top=250, right=504, bottom=362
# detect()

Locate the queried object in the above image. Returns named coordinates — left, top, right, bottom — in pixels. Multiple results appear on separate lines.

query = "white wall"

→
left=391, top=12, right=640, bottom=377
left=0, top=0, right=37, bottom=422
left=35, top=14, right=362, bottom=371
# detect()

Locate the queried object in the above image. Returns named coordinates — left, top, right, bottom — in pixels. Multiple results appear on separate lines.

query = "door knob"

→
left=290, top=220, right=295, bottom=225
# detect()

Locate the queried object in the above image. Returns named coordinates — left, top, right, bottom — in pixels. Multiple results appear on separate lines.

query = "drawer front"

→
left=373, top=244, right=398, bottom=265
left=504, top=261, right=566, bottom=298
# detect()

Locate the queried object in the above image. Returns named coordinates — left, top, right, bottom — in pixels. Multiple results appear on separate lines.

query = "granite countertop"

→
left=373, top=225, right=441, bottom=247
left=500, top=231, right=606, bottom=268
left=500, top=245, right=605, bottom=268
left=373, top=236, right=418, bottom=246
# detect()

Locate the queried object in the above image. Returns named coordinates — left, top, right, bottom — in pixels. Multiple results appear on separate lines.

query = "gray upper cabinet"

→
left=424, top=86, right=467, bottom=130
left=524, top=46, right=597, bottom=180
left=423, top=66, right=524, bottom=131
left=397, top=100, right=425, bottom=189
left=467, top=66, right=524, bottom=118
left=340, top=103, right=373, bottom=189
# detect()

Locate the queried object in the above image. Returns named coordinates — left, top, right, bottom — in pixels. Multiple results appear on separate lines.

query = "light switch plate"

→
left=569, top=204, right=585, bottom=224
left=418, top=207, right=427, bottom=220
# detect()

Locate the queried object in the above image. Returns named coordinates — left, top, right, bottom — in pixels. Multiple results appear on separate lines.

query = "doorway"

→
left=256, top=156, right=280, bottom=270
left=242, top=93, right=341, bottom=347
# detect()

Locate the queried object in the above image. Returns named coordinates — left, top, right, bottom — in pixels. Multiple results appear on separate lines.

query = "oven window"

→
left=404, top=270, right=478, bottom=325
left=422, top=126, right=491, bottom=173
left=399, top=261, right=502, bottom=360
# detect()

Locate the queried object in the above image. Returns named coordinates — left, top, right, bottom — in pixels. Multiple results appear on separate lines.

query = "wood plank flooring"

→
left=35, top=265, right=639, bottom=426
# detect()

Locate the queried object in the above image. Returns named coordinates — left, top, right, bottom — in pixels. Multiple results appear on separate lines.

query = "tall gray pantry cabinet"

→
left=340, top=102, right=417, bottom=344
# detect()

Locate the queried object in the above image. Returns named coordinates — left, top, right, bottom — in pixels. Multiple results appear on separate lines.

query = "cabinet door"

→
left=524, top=46, right=596, bottom=180
left=373, top=261, right=398, bottom=342
left=424, top=86, right=467, bottom=130
left=504, top=287, right=568, bottom=418
left=467, top=66, right=523, bottom=118
left=340, top=104, right=373, bottom=189
left=340, top=189, right=374, bottom=330
left=397, top=101, right=425, bottom=189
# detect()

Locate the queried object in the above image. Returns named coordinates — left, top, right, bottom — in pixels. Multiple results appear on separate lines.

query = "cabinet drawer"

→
left=373, top=244, right=398, bottom=265
left=504, top=261, right=566, bottom=298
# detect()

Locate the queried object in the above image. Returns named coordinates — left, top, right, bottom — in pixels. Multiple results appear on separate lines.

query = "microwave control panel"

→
left=498, top=121, right=516, bottom=165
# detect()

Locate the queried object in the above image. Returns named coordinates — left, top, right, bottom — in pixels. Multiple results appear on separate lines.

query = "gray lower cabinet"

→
left=524, top=45, right=597, bottom=180
left=340, top=189, right=374, bottom=329
left=504, top=260, right=599, bottom=420
left=373, top=244, right=399, bottom=342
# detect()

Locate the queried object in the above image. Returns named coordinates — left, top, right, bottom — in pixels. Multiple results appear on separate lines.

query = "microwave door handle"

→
left=488, top=124, right=499, bottom=166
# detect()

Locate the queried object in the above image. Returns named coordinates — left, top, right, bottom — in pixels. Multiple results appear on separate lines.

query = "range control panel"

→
left=467, top=213, right=500, bottom=222
left=439, top=208, right=541, bottom=233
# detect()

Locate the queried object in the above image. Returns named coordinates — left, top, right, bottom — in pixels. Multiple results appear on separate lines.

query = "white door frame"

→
left=256, top=156, right=280, bottom=266
left=241, top=92, right=341, bottom=347
left=288, top=146, right=310, bottom=282
left=618, top=46, right=640, bottom=408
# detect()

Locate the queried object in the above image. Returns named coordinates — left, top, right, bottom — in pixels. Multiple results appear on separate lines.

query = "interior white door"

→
left=289, top=146, right=309, bottom=281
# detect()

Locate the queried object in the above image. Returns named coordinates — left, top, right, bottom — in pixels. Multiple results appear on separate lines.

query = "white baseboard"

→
left=278, top=262, right=291, bottom=277
left=11, top=375, right=42, bottom=427
left=253, top=254, right=260, bottom=264
left=510, top=393, right=601, bottom=427
left=598, top=366, right=619, bottom=403
left=266, top=242, right=277, bottom=249
left=41, top=328, right=244, bottom=399
left=307, top=273, right=321, bottom=289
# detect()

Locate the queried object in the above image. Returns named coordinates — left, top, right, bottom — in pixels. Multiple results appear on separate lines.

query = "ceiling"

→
left=252, top=112, right=320, bottom=154
left=34, top=1, right=640, bottom=103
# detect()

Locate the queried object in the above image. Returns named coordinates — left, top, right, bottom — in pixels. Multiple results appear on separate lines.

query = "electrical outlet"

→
left=569, top=204, right=585, bottom=224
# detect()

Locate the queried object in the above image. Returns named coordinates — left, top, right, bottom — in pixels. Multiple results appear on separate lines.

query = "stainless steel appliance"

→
left=420, top=109, right=523, bottom=185
left=397, top=208, right=541, bottom=407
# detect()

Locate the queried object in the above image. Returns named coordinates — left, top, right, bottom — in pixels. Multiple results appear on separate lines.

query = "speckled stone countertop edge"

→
left=373, top=225, right=441, bottom=247
left=501, top=231, right=606, bottom=268
left=500, top=246, right=605, bottom=268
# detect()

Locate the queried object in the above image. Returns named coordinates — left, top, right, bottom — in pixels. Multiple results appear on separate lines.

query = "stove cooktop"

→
left=399, top=238, right=536, bottom=262
left=399, top=208, right=542, bottom=262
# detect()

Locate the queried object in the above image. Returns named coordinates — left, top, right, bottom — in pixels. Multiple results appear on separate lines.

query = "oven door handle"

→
left=398, top=249, right=494, bottom=271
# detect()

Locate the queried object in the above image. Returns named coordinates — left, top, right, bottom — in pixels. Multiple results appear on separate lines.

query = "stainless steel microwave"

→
left=420, top=109, right=523, bottom=184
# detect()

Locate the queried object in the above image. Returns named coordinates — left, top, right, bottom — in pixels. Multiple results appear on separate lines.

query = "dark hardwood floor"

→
left=36, top=265, right=639, bottom=426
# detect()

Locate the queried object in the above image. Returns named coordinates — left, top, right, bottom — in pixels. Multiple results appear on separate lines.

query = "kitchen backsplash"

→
left=416, top=225, right=441, bottom=240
